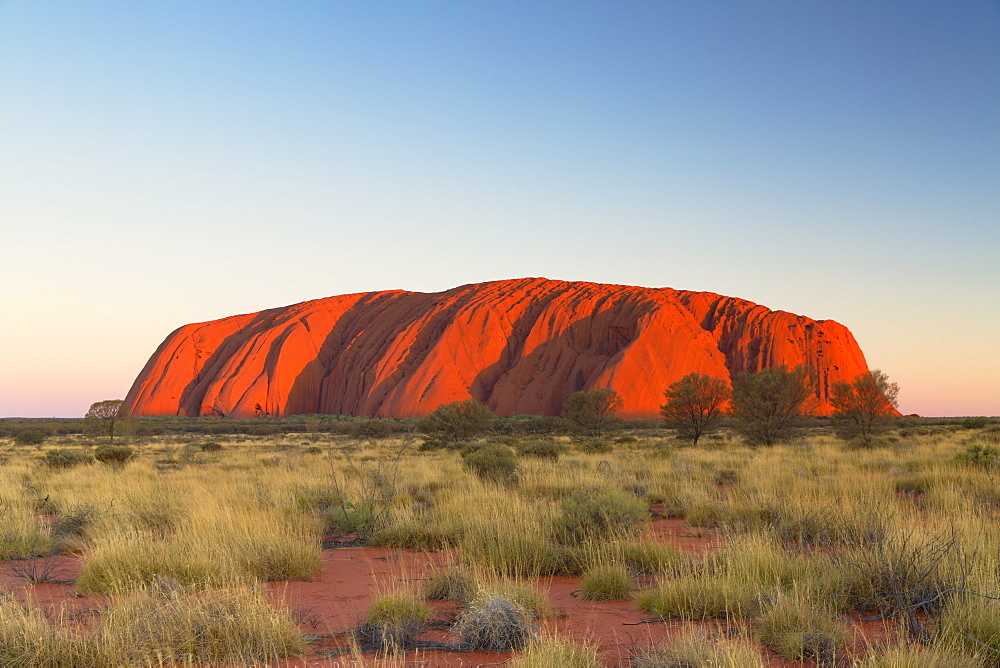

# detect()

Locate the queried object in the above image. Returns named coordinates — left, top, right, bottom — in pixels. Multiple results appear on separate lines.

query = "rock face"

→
left=125, top=278, right=872, bottom=419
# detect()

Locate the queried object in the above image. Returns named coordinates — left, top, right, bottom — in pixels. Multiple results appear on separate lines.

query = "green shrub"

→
left=94, top=445, right=135, bottom=466
left=304, top=445, right=322, bottom=455
left=955, top=443, right=999, bottom=467
left=461, top=444, right=519, bottom=482
left=418, top=399, right=494, bottom=448
left=555, top=488, right=647, bottom=544
left=325, top=502, right=378, bottom=535
left=576, top=439, right=613, bottom=454
left=579, top=564, right=632, bottom=601
left=962, top=416, right=989, bottom=430
left=515, top=439, right=562, bottom=460
left=44, top=449, right=93, bottom=469
left=198, top=441, right=223, bottom=452
left=348, top=419, right=391, bottom=441
left=14, top=429, right=47, bottom=446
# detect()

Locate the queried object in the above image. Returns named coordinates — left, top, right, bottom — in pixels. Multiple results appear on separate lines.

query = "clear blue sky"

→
left=1, top=1, right=997, bottom=417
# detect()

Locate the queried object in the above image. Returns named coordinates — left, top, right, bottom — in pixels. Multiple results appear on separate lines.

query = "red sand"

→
left=0, top=520, right=897, bottom=666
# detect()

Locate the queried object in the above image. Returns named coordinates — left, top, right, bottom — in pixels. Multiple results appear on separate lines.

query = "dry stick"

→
left=897, top=587, right=1000, bottom=613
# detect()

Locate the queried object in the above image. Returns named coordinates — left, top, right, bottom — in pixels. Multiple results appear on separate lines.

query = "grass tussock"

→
left=358, top=591, right=432, bottom=652
left=96, top=584, right=304, bottom=664
left=628, top=630, right=765, bottom=668
left=0, top=596, right=89, bottom=667
left=3, top=422, right=1000, bottom=664
left=509, top=635, right=601, bottom=668
left=755, top=589, right=847, bottom=664
left=579, top=563, right=632, bottom=601
left=0, top=585, right=303, bottom=666
left=454, top=593, right=536, bottom=652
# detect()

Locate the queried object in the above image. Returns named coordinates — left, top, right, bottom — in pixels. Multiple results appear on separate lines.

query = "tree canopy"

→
left=660, top=373, right=730, bottom=445
left=417, top=399, right=494, bottom=448
left=731, top=365, right=818, bottom=446
left=563, top=388, right=624, bottom=437
left=84, top=399, right=129, bottom=442
left=830, top=369, right=899, bottom=446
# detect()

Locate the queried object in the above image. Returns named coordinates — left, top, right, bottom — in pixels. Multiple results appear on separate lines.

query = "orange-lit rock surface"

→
left=125, top=278, right=872, bottom=418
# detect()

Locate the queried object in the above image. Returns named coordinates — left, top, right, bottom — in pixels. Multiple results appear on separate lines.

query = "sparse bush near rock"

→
left=563, top=388, right=624, bottom=437
left=961, top=416, right=989, bottom=430
left=577, top=438, right=612, bottom=454
left=461, top=443, right=519, bottom=482
left=44, top=448, right=93, bottom=469
left=955, top=443, right=999, bottom=467
left=348, top=419, right=392, bottom=442
left=514, top=439, right=562, bottom=460
left=417, top=399, right=494, bottom=448
left=94, top=445, right=135, bottom=466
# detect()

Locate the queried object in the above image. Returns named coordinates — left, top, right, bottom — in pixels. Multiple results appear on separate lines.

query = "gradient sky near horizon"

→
left=1, top=1, right=997, bottom=418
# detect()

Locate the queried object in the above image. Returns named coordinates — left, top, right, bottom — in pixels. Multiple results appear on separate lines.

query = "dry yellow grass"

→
left=0, top=421, right=997, bottom=663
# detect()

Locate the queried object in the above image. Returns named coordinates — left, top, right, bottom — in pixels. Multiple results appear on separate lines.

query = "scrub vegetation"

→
left=0, top=409, right=997, bottom=665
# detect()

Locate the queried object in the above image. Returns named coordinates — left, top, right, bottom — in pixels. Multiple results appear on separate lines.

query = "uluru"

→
left=124, top=278, right=873, bottom=419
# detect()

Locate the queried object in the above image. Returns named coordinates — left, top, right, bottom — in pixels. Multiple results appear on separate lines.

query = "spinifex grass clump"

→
left=635, top=533, right=807, bottom=620
left=756, top=589, right=847, bottom=664
left=454, top=594, right=536, bottom=652
left=457, top=488, right=571, bottom=577
left=629, top=630, right=765, bottom=668
left=554, top=487, right=647, bottom=544
left=0, top=505, right=56, bottom=560
left=358, top=592, right=432, bottom=652
left=423, top=566, right=477, bottom=604
left=509, top=635, right=601, bottom=668
left=579, top=564, right=632, bottom=601
left=77, top=501, right=321, bottom=593
left=96, top=585, right=304, bottom=664
left=0, top=597, right=90, bottom=666
left=616, top=540, right=683, bottom=575
left=937, top=594, right=1000, bottom=658
left=856, top=642, right=985, bottom=668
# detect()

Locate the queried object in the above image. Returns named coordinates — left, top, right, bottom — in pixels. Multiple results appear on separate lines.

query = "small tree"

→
left=563, top=388, right=624, bottom=437
left=731, top=365, right=818, bottom=446
left=660, top=373, right=731, bottom=446
left=417, top=399, right=494, bottom=448
left=830, top=370, right=899, bottom=446
left=84, top=399, right=129, bottom=443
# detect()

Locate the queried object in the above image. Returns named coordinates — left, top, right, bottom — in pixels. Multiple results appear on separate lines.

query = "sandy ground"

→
left=0, top=516, right=898, bottom=667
